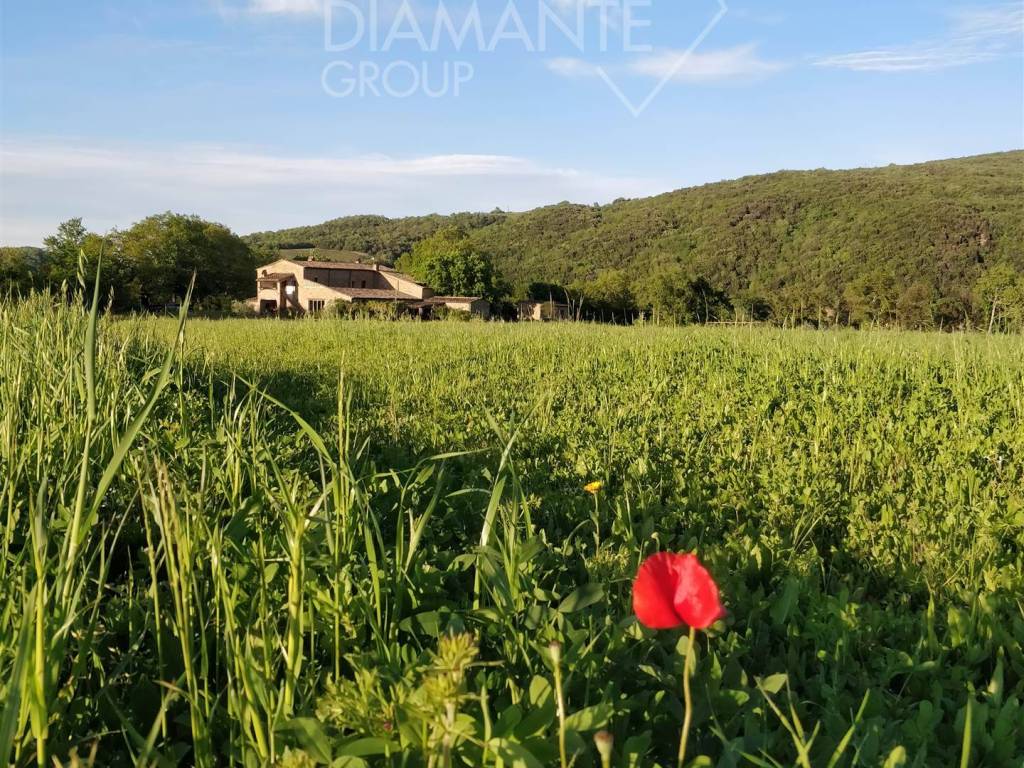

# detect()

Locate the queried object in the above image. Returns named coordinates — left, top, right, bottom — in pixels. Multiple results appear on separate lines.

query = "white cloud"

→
left=813, top=47, right=996, bottom=73
left=548, top=44, right=784, bottom=84
left=0, top=139, right=665, bottom=244
left=952, top=3, right=1024, bottom=40
left=210, top=0, right=325, bottom=18
left=249, top=0, right=324, bottom=13
left=216, top=0, right=433, bottom=18
left=815, top=2, right=1023, bottom=72
left=629, top=43, right=784, bottom=82
left=546, top=56, right=601, bottom=78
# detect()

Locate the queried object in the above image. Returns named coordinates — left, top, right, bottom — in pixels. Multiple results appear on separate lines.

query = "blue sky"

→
left=1, top=0, right=1022, bottom=244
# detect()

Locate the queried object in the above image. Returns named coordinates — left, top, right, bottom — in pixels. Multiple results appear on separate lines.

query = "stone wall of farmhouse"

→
left=381, top=272, right=432, bottom=299
left=295, top=280, right=349, bottom=310
left=304, top=267, right=389, bottom=290
left=255, top=260, right=348, bottom=311
left=444, top=299, right=491, bottom=319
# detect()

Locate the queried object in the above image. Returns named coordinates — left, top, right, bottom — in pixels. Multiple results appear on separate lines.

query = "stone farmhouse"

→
left=254, top=258, right=490, bottom=319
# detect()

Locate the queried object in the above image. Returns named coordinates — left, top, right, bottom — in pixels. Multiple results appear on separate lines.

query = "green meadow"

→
left=2, top=295, right=1023, bottom=767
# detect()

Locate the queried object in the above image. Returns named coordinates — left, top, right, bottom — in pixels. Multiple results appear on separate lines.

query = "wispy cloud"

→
left=815, top=3, right=1024, bottom=72
left=0, top=139, right=665, bottom=244
left=629, top=44, right=784, bottom=82
left=952, top=3, right=1024, bottom=40
left=210, top=0, right=325, bottom=18
left=0, top=141, right=577, bottom=184
left=548, top=44, right=784, bottom=84
left=546, top=57, right=602, bottom=79
left=248, top=0, right=324, bottom=14
left=814, top=47, right=996, bottom=72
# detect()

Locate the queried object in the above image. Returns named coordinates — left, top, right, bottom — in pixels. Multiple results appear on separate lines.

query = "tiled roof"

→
left=293, top=260, right=396, bottom=272
left=385, top=272, right=421, bottom=283
left=410, top=297, right=484, bottom=309
left=259, top=272, right=296, bottom=282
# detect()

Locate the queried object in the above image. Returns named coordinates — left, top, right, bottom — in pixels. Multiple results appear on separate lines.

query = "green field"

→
left=2, top=296, right=1023, bottom=767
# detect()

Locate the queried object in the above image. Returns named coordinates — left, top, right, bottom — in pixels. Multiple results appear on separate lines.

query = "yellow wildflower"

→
left=584, top=481, right=603, bottom=495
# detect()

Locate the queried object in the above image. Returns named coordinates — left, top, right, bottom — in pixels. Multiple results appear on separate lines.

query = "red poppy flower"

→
left=632, top=552, right=725, bottom=630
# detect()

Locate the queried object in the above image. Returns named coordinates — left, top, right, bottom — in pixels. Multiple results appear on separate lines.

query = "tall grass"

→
left=1, top=295, right=1022, bottom=766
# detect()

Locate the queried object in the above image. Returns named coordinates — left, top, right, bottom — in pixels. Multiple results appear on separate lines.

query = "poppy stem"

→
left=678, top=625, right=697, bottom=768
left=550, top=641, right=568, bottom=768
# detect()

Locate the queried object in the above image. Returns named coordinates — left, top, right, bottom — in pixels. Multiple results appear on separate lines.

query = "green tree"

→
left=896, top=281, right=937, bottom=330
left=42, top=218, right=89, bottom=286
left=398, top=227, right=500, bottom=301
left=40, top=220, right=124, bottom=304
left=842, top=268, right=899, bottom=327
left=639, top=267, right=731, bottom=324
left=35, top=213, right=255, bottom=310
left=975, top=263, right=1024, bottom=332
left=526, top=281, right=573, bottom=303
left=0, top=248, right=40, bottom=294
left=119, top=213, right=255, bottom=307
left=575, top=269, right=637, bottom=322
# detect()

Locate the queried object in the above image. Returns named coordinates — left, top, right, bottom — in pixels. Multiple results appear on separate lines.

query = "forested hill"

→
left=248, top=151, right=1024, bottom=327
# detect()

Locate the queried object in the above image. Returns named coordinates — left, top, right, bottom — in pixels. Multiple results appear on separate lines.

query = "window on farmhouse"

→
left=309, top=300, right=326, bottom=313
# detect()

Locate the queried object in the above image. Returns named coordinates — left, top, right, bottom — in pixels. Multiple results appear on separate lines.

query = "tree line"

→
left=4, top=150, right=1024, bottom=330
left=247, top=151, right=1024, bottom=331
left=4, top=213, right=1023, bottom=331
left=527, top=263, right=1024, bottom=331
left=1, top=214, right=257, bottom=311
